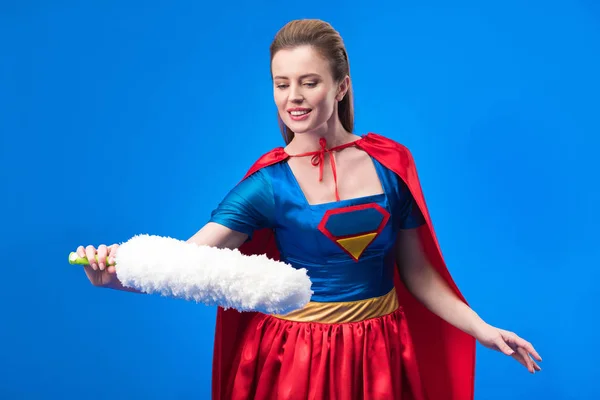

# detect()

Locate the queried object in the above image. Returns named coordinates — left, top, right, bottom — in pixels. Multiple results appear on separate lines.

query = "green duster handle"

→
left=68, top=252, right=116, bottom=266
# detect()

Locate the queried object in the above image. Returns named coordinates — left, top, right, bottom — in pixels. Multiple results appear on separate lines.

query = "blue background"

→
left=1, top=1, right=597, bottom=399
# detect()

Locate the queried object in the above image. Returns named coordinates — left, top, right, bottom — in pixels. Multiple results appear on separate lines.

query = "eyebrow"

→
left=273, top=73, right=322, bottom=80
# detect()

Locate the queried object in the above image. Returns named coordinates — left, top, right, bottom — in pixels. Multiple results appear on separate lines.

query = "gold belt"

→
left=272, top=289, right=399, bottom=324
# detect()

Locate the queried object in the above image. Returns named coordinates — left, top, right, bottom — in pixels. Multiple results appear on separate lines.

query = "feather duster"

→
left=69, top=234, right=313, bottom=314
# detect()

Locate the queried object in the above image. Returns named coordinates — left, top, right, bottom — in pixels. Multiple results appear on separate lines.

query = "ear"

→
left=336, top=75, right=350, bottom=101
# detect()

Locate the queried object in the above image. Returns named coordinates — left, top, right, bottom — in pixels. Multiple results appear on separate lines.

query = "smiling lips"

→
left=288, top=108, right=312, bottom=121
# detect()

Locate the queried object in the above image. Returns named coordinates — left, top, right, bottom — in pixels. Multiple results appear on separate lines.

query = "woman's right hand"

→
left=76, top=244, right=119, bottom=287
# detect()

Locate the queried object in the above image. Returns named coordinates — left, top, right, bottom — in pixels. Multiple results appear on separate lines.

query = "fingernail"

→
left=99, top=262, right=105, bottom=270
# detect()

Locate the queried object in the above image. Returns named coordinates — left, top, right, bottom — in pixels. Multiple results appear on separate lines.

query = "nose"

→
left=289, top=84, right=304, bottom=104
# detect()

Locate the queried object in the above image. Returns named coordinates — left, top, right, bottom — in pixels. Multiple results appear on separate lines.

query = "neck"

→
left=286, top=117, right=358, bottom=153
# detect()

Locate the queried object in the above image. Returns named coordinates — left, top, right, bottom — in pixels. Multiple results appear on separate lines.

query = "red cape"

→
left=212, top=133, right=475, bottom=400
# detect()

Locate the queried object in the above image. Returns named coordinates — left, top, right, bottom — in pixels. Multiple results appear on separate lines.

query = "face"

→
left=271, top=45, right=348, bottom=136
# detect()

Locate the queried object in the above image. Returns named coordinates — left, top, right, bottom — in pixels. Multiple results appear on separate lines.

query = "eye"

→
left=276, top=83, right=289, bottom=89
left=304, top=82, right=317, bottom=88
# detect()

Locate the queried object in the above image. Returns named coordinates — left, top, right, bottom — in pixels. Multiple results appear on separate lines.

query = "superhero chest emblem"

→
left=317, top=203, right=390, bottom=261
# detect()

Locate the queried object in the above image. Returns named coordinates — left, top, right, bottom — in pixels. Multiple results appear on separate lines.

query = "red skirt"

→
left=223, top=306, right=426, bottom=400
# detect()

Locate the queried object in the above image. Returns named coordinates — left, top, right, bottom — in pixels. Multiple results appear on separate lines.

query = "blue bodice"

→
left=209, top=156, right=425, bottom=303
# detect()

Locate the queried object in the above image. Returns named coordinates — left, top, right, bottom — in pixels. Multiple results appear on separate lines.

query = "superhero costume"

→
left=209, top=133, right=476, bottom=400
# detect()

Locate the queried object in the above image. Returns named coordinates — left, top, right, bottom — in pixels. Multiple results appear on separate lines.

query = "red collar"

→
left=287, top=137, right=359, bottom=202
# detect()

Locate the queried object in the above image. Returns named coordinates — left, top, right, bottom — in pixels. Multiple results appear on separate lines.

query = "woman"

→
left=77, top=19, right=541, bottom=400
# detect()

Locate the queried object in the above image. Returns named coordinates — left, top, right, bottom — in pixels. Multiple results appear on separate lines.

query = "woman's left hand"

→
left=473, top=323, right=542, bottom=373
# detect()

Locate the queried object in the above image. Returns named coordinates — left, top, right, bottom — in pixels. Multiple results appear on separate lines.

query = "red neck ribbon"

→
left=288, top=137, right=357, bottom=201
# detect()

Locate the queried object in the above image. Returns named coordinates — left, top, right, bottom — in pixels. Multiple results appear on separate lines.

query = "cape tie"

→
left=289, top=137, right=356, bottom=202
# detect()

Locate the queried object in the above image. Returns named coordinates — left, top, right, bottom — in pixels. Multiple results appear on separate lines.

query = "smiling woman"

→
left=74, top=18, right=542, bottom=400
left=270, top=19, right=353, bottom=147
left=272, top=46, right=349, bottom=139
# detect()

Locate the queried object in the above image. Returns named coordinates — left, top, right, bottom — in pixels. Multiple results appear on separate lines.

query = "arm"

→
left=105, top=223, right=248, bottom=292
left=395, top=228, right=542, bottom=373
left=390, top=174, right=483, bottom=334
left=395, top=228, right=484, bottom=337
left=186, top=222, right=248, bottom=249
left=107, top=169, right=273, bottom=292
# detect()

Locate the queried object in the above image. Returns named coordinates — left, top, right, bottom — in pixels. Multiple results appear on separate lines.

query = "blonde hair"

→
left=270, top=19, right=354, bottom=144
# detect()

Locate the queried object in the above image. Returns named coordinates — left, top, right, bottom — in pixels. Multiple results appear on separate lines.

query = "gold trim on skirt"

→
left=272, top=289, right=399, bottom=324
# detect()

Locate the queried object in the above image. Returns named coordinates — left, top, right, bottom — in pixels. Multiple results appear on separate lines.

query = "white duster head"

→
left=114, top=234, right=313, bottom=314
